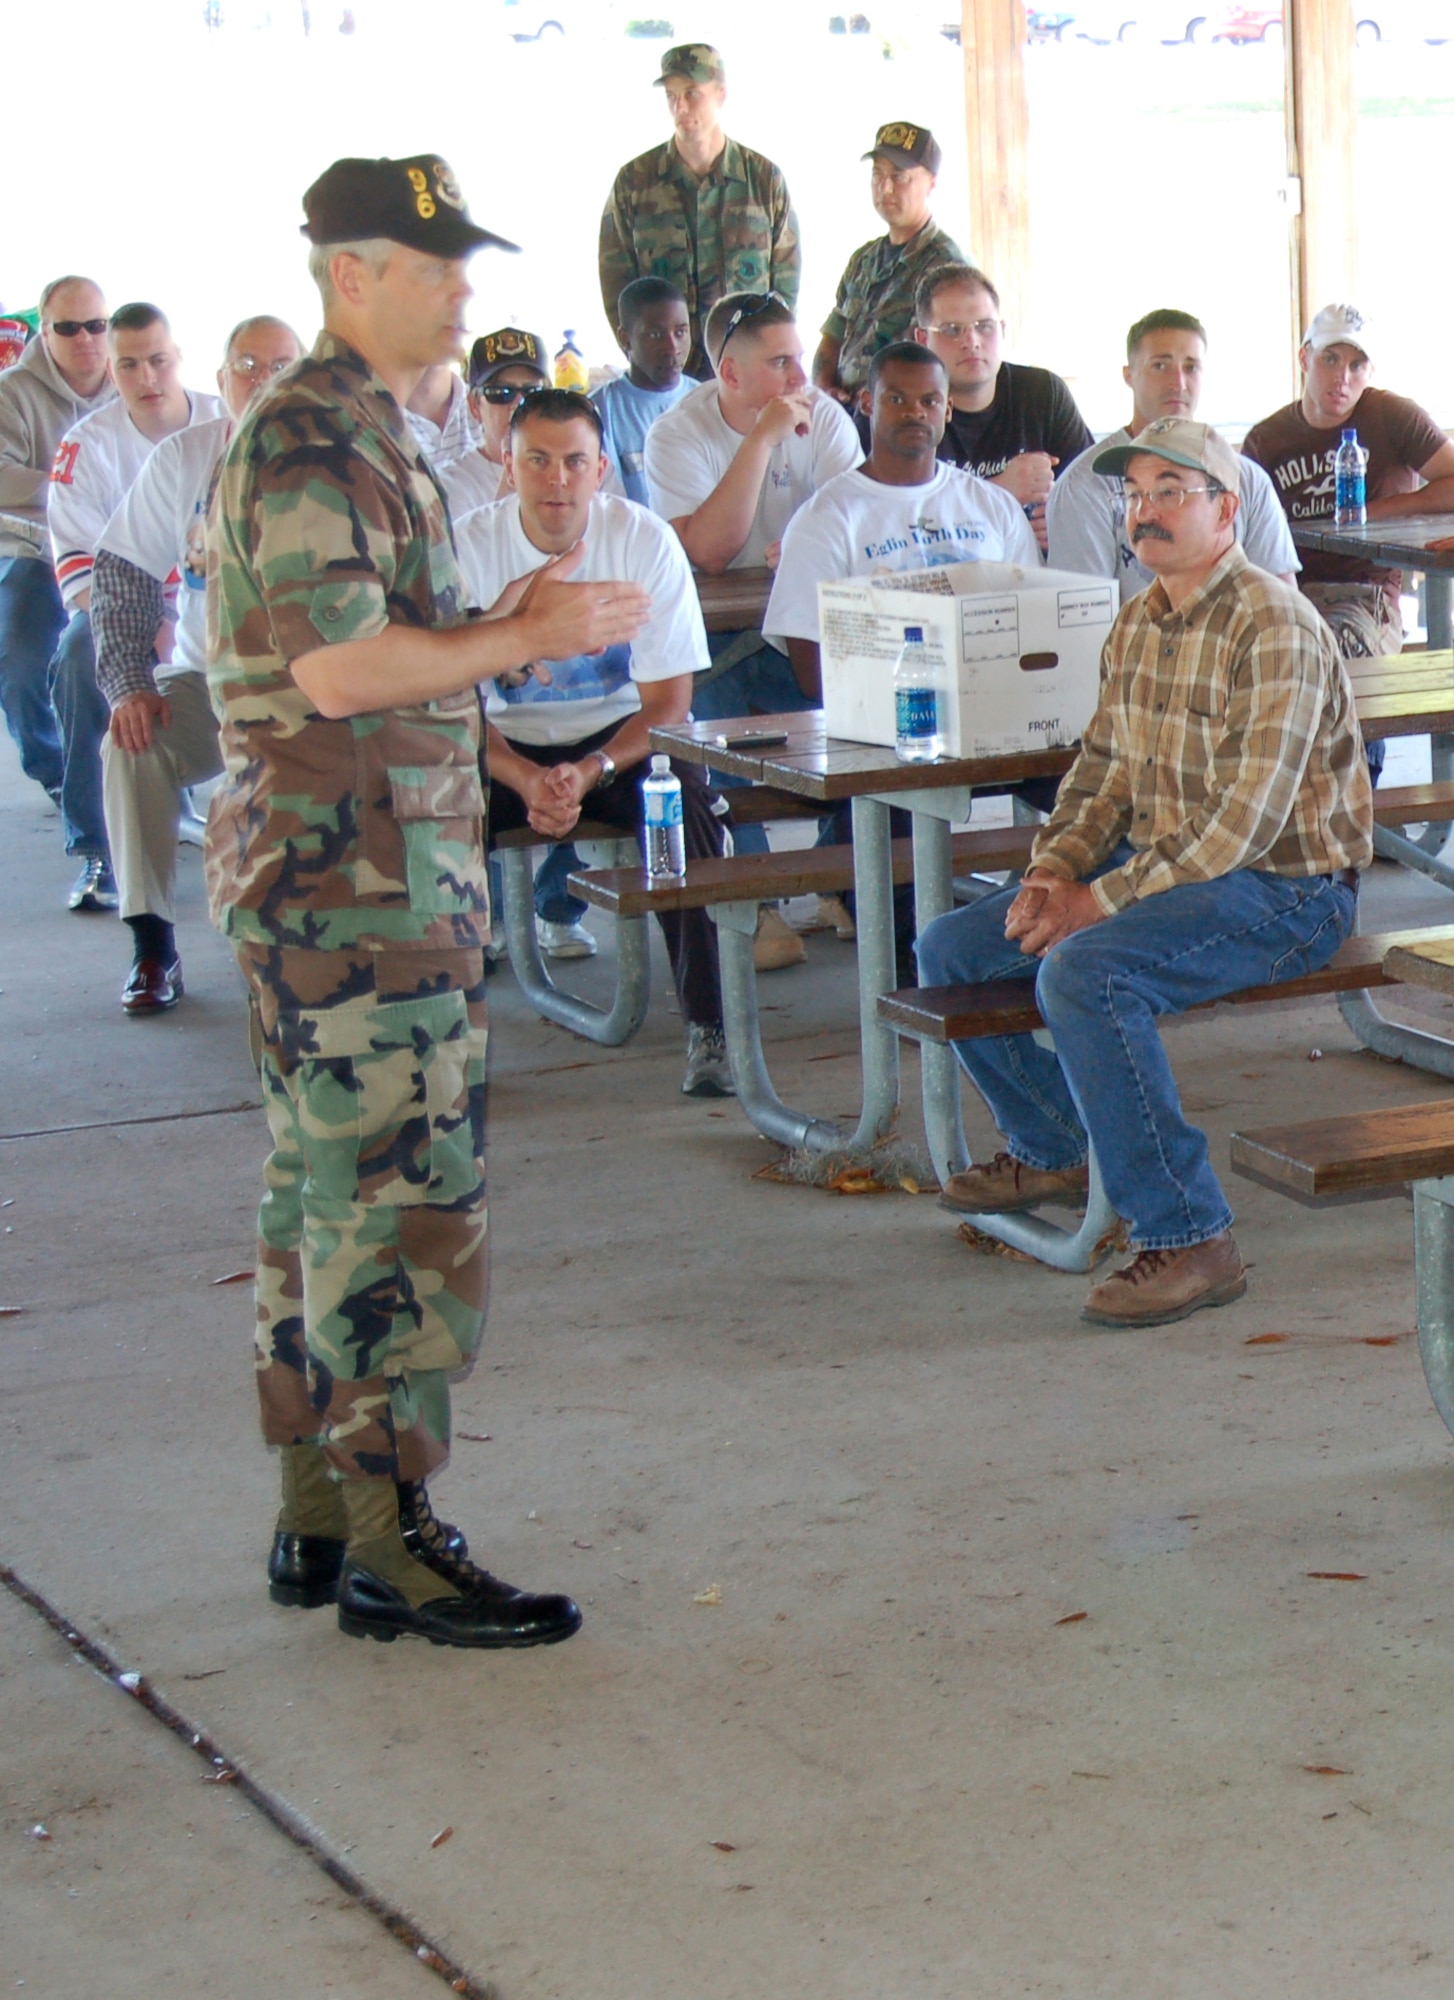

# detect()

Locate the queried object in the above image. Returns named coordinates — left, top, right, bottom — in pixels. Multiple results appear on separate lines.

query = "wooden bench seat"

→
left=876, top=925, right=1454, bottom=1045
left=569, top=823, right=1039, bottom=918
left=1372, top=781, right=1454, bottom=826
left=1230, top=1101, right=1454, bottom=1197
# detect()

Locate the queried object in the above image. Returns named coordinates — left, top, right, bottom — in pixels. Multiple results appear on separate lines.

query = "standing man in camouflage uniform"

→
left=207, top=153, right=650, bottom=1649
left=812, top=123, right=963, bottom=407
left=599, top=44, right=800, bottom=382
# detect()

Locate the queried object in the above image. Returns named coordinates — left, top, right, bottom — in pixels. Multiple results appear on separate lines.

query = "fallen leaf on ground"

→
left=202, top=1766, right=238, bottom=1785
left=1363, top=1334, right=1407, bottom=1347
left=0, top=1306, right=23, bottom=1318
left=692, top=1584, right=722, bottom=1606
left=1071, top=1770, right=1111, bottom=1780
left=710, top=1840, right=737, bottom=1852
left=28, top=1823, right=51, bottom=1841
left=737, top=1657, right=773, bottom=1673
left=1246, top=1332, right=1290, bottom=1345
left=210, top=1269, right=253, bottom=1287
left=572, top=1539, right=593, bottom=1550
left=431, top=1826, right=454, bottom=1849
left=1055, top=1611, right=1089, bottom=1626
left=1306, top=1571, right=1366, bottom=1581
left=456, top=1431, right=493, bottom=1443
left=1308, top=1048, right=1323, bottom=1061
left=181, top=1668, right=226, bottom=1682
left=956, top=1222, right=1038, bottom=1264
left=828, top=1167, right=888, bottom=1195
left=1302, top=1764, right=1350, bottom=1776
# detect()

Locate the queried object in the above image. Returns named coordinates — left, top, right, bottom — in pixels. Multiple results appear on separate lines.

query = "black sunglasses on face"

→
left=473, top=381, right=542, bottom=404
left=49, top=318, right=108, bottom=338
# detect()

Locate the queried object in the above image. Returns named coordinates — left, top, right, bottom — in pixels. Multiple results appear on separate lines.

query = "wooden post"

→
left=959, top=0, right=1031, bottom=342
left=1284, top=0, right=1358, bottom=365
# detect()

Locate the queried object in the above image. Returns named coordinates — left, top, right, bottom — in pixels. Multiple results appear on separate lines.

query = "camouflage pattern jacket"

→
left=205, top=332, right=490, bottom=955
left=598, top=137, right=801, bottom=379
left=823, top=218, right=965, bottom=393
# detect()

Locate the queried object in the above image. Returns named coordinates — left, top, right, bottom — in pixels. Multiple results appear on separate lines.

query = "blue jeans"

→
left=915, top=851, right=1358, bottom=1250
left=0, top=556, right=65, bottom=797
left=49, top=609, right=110, bottom=859
left=534, top=841, right=586, bottom=926
left=692, top=630, right=818, bottom=858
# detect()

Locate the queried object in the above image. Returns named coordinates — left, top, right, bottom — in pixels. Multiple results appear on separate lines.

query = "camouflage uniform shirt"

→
left=599, top=138, right=801, bottom=380
left=822, top=218, right=964, bottom=393
left=205, top=332, right=490, bottom=955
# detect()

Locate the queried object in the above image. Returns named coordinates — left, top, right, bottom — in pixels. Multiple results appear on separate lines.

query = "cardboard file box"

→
left=818, top=562, right=1117, bottom=759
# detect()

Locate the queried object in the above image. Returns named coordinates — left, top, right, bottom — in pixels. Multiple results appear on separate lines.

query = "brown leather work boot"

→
left=939, top=1151, right=1090, bottom=1216
left=1082, top=1231, right=1246, bottom=1328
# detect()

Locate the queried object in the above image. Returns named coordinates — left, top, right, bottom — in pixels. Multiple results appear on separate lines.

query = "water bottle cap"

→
left=650, top=753, right=671, bottom=774
left=1341, top=427, right=1358, bottom=442
left=904, top=625, right=924, bottom=643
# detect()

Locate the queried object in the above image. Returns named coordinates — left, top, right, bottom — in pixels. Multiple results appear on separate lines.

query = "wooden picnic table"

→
left=1289, top=515, right=1454, bottom=648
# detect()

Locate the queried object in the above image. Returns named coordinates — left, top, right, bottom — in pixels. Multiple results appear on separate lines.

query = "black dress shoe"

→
left=337, top=1563, right=583, bottom=1648
left=69, top=857, right=118, bottom=912
left=122, top=957, right=183, bottom=1014
left=268, top=1531, right=347, bottom=1609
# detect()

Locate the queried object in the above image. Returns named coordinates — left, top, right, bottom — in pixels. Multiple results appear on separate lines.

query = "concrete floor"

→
left=5, top=731, right=1454, bottom=1999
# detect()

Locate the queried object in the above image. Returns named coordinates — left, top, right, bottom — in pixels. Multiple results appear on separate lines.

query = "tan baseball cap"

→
left=1093, top=417, right=1241, bottom=498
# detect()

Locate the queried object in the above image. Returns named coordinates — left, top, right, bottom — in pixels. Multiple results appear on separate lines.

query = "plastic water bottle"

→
left=554, top=330, right=589, bottom=393
left=643, top=754, right=685, bottom=881
left=894, top=625, right=943, bottom=763
left=1334, top=427, right=1367, bottom=528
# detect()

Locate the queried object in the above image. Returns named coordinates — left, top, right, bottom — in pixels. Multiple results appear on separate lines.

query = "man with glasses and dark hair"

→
left=0, top=273, right=114, bottom=819
left=812, top=123, right=963, bottom=407
left=48, top=303, right=224, bottom=911
left=1047, top=306, right=1296, bottom=601
left=90, top=315, right=302, bottom=1014
left=599, top=43, right=800, bottom=382
left=645, top=287, right=861, bottom=964
left=918, top=419, right=1370, bottom=1329
left=455, top=386, right=734, bottom=1096
left=913, top=261, right=1090, bottom=553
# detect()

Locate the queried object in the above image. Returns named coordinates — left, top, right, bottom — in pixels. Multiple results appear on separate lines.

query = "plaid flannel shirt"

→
left=91, top=548, right=165, bottom=708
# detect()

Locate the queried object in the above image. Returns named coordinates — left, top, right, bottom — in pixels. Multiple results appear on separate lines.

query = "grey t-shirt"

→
left=1046, top=426, right=1300, bottom=602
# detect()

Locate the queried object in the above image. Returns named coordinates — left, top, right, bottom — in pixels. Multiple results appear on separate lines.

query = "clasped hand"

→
left=1003, top=871, right=1103, bottom=956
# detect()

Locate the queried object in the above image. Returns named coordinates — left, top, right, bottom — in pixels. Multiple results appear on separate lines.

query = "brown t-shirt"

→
left=1243, top=386, right=1446, bottom=607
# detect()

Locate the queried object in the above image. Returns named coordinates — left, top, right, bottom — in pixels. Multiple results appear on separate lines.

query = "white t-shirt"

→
left=644, top=381, right=864, bottom=570
left=765, top=462, right=1042, bottom=643
left=1045, top=425, right=1301, bottom=602
left=49, top=390, right=225, bottom=610
left=444, top=447, right=626, bottom=534
left=98, top=415, right=230, bottom=684
left=454, top=491, right=709, bottom=746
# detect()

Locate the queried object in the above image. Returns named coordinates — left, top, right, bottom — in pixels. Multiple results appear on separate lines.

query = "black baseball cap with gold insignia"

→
left=862, top=122, right=942, bottom=175
left=467, top=328, right=548, bottom=388
left=653, top=42, right=724, bottom=84
left=301, top=155, right=519, bottom=258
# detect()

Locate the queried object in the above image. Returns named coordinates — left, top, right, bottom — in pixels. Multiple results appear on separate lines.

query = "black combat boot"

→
left=267, top=1441, right=349, bottom=1608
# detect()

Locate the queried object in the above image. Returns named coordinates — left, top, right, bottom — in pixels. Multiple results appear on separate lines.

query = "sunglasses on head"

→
left=717, top=291, right=785, bottom=354
left=49, top=318, right=108, bottom=338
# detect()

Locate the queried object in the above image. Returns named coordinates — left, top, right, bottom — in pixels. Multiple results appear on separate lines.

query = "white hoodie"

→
left=0, top=336, right=115, bottom=562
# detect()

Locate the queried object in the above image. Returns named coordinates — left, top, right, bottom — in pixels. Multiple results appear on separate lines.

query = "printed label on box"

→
left=959, top=596, right=1020, bottom=663
left=1056, top=584, right=1116, bottom=629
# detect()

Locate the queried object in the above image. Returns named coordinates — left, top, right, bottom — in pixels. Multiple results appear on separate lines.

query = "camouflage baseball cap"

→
left=863, top=121, right=942, bottom=175
left=301, top=155, right=519, bottom=258
left=1093, top=418, right=1242, bottom=498
left=653, top=42, right=725, bottom=85
left=467, top=328, right=548, bottom=388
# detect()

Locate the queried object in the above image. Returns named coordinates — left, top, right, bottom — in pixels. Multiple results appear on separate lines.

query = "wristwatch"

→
left=593, top=750, right=617, bottom=789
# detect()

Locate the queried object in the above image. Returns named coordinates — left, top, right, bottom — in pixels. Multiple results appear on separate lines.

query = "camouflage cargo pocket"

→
left=294, top=987, right=486, bottom=1209
left=389, top=763, right=488, bottom=917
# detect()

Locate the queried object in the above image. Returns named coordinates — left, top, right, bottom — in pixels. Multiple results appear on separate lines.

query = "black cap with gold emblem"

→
left=861, top=122, right=942, bottom=176
left=467, top=328, right=549, bottom=388
left=301, top=155, right=520, bottom=257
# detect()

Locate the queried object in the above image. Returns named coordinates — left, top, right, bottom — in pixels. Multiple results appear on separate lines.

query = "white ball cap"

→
left=1302, top=303, right=1373, bottom=363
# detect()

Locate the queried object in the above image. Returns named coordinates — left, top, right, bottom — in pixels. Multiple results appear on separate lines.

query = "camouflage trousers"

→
left=236, top=943, right=489, bottom=1484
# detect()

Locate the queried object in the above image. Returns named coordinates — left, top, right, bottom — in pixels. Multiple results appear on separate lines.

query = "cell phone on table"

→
left=712, top=727, right=790, bottom=749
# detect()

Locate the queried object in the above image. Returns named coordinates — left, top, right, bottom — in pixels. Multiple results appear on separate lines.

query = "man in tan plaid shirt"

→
left=918, top=418, right=1372, bottom=1328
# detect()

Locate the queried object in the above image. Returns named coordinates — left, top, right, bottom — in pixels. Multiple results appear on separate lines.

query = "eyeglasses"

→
left=228, top=354, right=294, bottom=378
left=48, top=319, right=108, bottom=338
left=922, top=319, right=1000, bottom=342
left=716, top=291, right=786, bottom=354
left=1123, top=483, right=1218, bottom=512
left=473, top=381, right=542, bottom=404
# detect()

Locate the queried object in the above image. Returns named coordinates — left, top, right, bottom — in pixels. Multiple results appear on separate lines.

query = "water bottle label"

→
left=896, top=686, right=938, bottom=739
left=645, top=791, right=683, bottom=828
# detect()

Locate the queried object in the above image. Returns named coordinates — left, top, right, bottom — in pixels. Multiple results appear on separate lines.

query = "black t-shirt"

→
left=936, top=360, right=1093, bottom=482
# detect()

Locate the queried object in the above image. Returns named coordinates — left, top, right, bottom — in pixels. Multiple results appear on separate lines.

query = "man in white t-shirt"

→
left=766, top=342, right=1040, bottom=977
left=456, top=388, right=733, bottom=1099
left=48, top=302, right=225, bottom=913
left=91, top=315, right=303, bottom=1013
left=1046, top=307, right=1298, bottom=604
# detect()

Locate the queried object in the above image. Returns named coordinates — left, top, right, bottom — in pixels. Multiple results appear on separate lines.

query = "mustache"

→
left=1131, top=521, right=1174, bottom=543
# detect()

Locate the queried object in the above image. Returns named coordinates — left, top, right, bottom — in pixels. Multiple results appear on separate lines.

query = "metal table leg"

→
left=498, top=841, right=652, bottom=1047
left=714, top=898, right=843, bottom=1152
left=844, top=793, right=903, bottom=1152
left=1414, top=1173, right=1454, bottom=1440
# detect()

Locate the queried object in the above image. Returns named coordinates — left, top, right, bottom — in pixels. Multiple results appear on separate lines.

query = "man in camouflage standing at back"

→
left=599, top=43, right=800, bottom=381
left=207, top=153, right=650, bottom=1649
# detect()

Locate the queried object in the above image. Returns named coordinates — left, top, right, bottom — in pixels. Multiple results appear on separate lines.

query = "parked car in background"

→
left=1065, top=1, right=1212, bottom=42
left=1209, top=4, right=1280, bottom=41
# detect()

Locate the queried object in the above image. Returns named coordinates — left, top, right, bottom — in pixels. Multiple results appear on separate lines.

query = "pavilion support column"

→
left=1283, top=0, right=1358, bottom=362
left=959, top=0, right=1030, bottom=342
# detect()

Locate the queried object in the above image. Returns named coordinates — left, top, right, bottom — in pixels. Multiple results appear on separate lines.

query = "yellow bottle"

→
left=553, top=330, right=589, bottom=393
